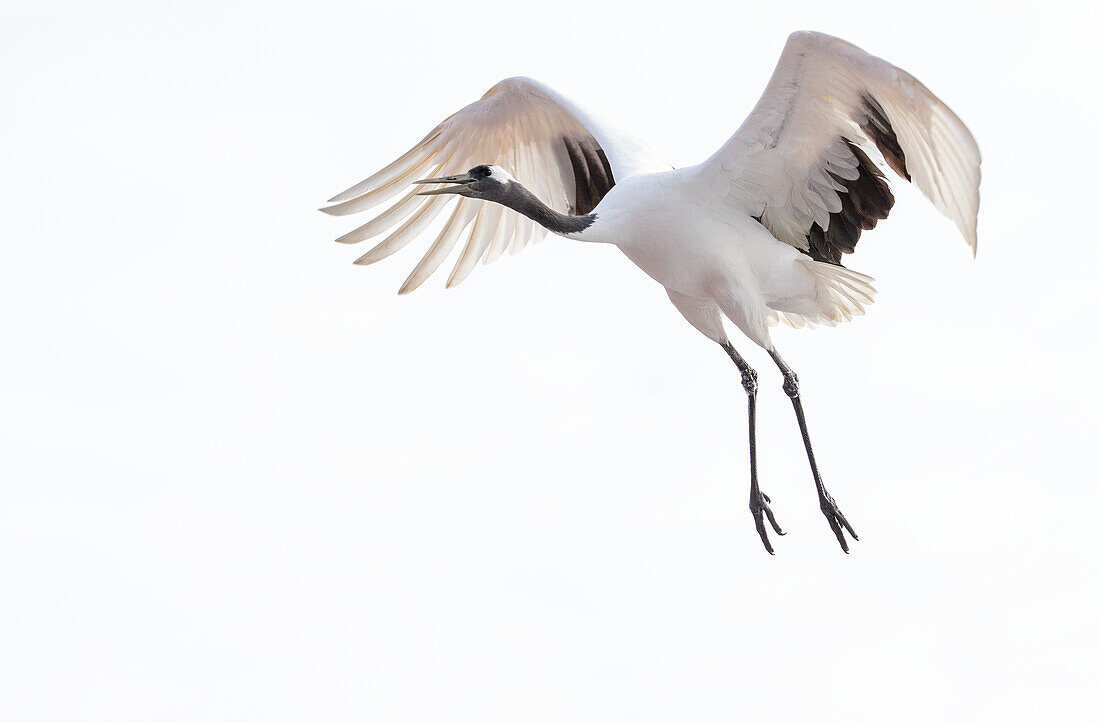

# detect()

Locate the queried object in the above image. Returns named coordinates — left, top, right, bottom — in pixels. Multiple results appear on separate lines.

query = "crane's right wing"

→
left=322, top=77, right=670, bottom=293
left=699, top=31, right=980, bottom=264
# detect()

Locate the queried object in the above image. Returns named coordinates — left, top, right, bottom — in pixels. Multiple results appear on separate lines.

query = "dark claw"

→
left=819, top=492, right=858, bottom=553
left=750, top=490, right=785, bottom=554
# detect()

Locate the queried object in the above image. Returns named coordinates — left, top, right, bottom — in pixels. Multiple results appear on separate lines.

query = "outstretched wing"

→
left=323, top=77, right=669, bottom=293
left=701, top=31, right=981, bottom=264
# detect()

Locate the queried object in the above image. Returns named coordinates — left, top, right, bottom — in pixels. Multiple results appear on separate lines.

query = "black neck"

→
left=501, top=182, right=597, bottom=236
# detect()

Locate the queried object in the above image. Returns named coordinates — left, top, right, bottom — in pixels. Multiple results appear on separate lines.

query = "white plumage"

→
left=323, top=31, right=981, bottom=553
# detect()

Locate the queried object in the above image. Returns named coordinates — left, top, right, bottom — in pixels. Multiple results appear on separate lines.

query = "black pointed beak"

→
left=413, top=172, right=475, bottom=196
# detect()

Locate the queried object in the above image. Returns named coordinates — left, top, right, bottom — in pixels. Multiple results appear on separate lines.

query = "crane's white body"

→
left=323, top=31, right=980, bottom=352
left=563, top=167, right=873, bottom=348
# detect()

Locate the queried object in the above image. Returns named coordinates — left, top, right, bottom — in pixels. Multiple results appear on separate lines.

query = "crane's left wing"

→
left=700, top=31, right=981, bottom=264
left=323, top=77, right=669, bottom=293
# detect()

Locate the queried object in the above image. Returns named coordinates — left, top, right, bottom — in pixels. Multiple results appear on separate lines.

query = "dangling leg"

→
left=663, top=289, right=783, bottom=554
left=724, top=342, right=784, bottom=554
left=769, top=349, right=858, bottom=552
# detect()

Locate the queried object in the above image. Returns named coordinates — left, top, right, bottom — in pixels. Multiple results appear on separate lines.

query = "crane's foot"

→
left=750, top=489, right=785, bottom=554
left=819, top=490, right=858, bottom=553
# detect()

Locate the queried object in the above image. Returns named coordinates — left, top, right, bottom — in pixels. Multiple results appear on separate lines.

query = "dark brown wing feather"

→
left=562, top=134, right=616, bottom=215
left=792, top=94, right=912, bottom=266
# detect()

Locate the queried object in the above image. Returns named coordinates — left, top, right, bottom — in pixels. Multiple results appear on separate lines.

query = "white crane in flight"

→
left=322, top=31, right=981, bottom=553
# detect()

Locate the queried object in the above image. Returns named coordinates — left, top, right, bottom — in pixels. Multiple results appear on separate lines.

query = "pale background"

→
left=3, top=0, right=1098, bottom=720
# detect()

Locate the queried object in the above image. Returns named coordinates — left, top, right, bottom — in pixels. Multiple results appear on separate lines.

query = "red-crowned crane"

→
left=322, top=31, right=981, bottom=553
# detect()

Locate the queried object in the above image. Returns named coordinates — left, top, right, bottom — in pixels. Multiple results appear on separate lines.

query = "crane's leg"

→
left=769, top=349, right=859, bottom=552
left=724, top=342, right=785, bottom=554
left=663, top=289, right=784, bottom=554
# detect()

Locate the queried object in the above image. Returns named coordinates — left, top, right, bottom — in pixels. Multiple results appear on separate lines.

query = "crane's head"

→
left=413, top=165, right=516, bottom=201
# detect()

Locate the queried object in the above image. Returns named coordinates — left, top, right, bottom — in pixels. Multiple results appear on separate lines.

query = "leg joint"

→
left=782, top=372, right=799, bottom=398
left=741, top=367, right=759, bottom=395
left=769, top=350, right=800, bottom=398
left=723, top=342, right=758, bottom=395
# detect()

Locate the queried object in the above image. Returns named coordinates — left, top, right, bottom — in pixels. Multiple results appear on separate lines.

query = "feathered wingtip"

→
left=324, top=128, right=444, bottom=206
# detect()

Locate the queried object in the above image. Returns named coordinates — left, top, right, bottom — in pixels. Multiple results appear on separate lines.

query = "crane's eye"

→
left=483, top=167, right=492, bottom=176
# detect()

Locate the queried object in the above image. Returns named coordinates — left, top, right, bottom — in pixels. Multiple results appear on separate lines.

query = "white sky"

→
left=3, top=0, right=1099, bottom=720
